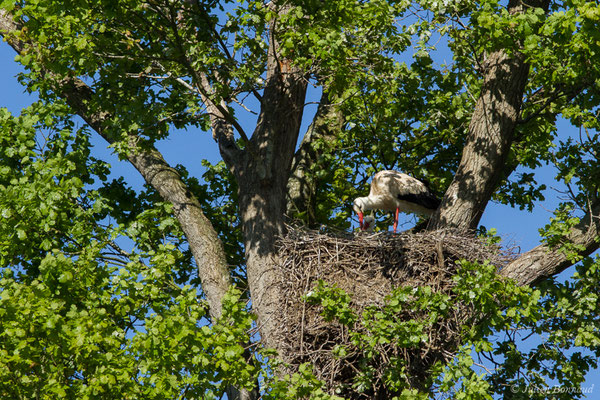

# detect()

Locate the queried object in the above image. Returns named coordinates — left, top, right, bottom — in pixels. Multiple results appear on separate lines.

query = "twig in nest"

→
left=436, top=239, right=445, bottom=270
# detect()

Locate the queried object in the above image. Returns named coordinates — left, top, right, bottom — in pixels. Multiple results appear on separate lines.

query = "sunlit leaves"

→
left=2, top=0, right=600, bottom=398
left=273, top=0, right=412, bottom=91
left=0, top=103, right=108, bottom=274
left=130, top=287, right=259, bottom=398
left=303, top=259, right=599, bottom=399
left=264, top=363, right=343, bottom=400
left=0, top=101, right=261, bottom=398
left=305, top=280, right=357, bottom=326
left=539, top=203, right=587, bottom=263
left=0, top=260, right=260, bottom=399
left=487, top=256, right=600, bottom=399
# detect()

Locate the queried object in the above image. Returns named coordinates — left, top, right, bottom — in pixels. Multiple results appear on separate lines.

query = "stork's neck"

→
left=356, top=195, right=387, bottom=211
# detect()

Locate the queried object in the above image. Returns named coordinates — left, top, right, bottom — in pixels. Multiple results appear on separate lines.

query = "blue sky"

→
left=1, top=22, right=599, bottom=395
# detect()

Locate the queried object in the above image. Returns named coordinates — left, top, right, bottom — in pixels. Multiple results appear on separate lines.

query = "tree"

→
left=0, top=0, right=599, bottom=398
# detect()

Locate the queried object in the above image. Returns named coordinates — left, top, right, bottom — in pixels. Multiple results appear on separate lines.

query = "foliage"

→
left=1, top=0, right=600, bottom=398
left=0, top=104, right=258, bottom=398
left=305, top=259, right=600, bottom=399
left=263, top=363, right=344, bottom=400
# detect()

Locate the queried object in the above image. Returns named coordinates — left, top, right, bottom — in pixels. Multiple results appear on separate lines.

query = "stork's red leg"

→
left=393, top=207, right=399, bottom=233
left=358, top=212, right=364, bottom=230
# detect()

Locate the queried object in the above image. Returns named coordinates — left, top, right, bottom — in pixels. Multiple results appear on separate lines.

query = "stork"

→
left=353, top=170, right=440, bottom=233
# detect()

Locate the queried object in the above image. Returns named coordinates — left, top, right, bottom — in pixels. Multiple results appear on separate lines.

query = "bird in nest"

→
left=353, top=170, right=440, bottom=233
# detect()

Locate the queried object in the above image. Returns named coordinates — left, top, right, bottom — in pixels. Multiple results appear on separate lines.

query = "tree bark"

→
left=231, top=18, right=308, bottom=351
left=197, top=4, right=310, bottom=354
left=428, top=0, right=550, bottom=231
left=428, top=48, right=530, bottom=230
left=286, top=91, right=344, bottom=226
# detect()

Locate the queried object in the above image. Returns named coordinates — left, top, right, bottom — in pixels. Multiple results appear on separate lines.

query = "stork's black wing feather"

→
left=397, top=192, right=441, bottom=210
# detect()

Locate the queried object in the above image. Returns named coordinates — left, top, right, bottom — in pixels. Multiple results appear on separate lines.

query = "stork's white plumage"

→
left=353, top=170, right=440, bottom=233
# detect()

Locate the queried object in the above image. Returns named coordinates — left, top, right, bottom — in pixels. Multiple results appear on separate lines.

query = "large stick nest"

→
left=275, top=227, right=513, bottom=398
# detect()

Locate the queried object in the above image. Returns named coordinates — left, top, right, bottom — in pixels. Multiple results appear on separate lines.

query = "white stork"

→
left=353, top=170, right=440, bottom=233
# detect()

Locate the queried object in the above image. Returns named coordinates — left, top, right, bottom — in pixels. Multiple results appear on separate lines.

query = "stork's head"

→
left=353, top=197, right=368, bottom=230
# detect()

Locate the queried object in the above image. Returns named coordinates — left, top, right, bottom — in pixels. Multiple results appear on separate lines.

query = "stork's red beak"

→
left=358, top=212, right=364, bottom=230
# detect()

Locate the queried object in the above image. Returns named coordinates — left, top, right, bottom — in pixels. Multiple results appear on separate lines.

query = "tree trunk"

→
left=428, top=0, right=550, bottom=231
left=203, top=5, right=309, bottom=352
left=428, top=48, right=530, bottom=230
left=235, top=57, right=308, bottom=352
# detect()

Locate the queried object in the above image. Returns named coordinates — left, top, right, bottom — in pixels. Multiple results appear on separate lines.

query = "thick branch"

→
left=428, top=1, right=550, bottom=231
left=0, top=10, right=232, bottom=321
left=428, top=48, right=530, bottom=230
left=197, top=73, right=244, bottom=173
left=501, top=202, right=600, bottom=286
left=286, top=91, right=344, bottom=225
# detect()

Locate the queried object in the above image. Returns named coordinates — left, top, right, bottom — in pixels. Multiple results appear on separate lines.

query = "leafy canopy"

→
left=1, top=0, right=600, bottom=398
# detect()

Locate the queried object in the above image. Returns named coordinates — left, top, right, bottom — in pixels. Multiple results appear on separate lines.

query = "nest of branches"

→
left=275, top=227, right=513, bottom=398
